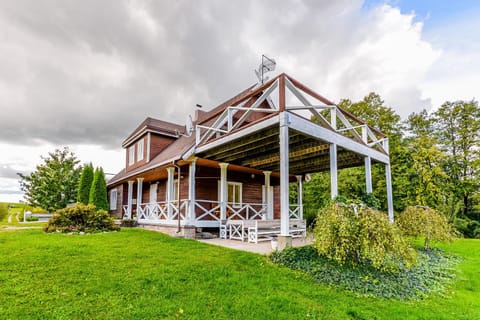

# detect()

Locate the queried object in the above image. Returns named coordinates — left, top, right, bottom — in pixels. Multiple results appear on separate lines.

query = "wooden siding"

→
left=149, top=133, right=176, bottom=161
left=125, top=133, right=148, bottom=172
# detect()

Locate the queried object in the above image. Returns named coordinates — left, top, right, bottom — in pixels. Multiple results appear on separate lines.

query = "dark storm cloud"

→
left=0, top=164, right=26, bottom=179
left=0, top=0, right=435, bottom=149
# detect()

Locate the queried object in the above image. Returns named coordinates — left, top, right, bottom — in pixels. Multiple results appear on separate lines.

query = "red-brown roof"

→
left=122, top=117, right=185, bottom=148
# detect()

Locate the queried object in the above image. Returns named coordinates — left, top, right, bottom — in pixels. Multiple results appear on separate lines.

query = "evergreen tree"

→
left=89, top=167, right=109, bottom=211
left=77, top=163, right=94, bottom=204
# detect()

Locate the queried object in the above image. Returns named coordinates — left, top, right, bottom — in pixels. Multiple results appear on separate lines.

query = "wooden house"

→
left=107, top=73, right=393, bottom=245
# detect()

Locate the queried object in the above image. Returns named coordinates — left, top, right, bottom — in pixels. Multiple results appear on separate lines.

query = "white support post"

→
left=330, top=107, right=337, bottom=130
left=127, top=181, right=134, bottom=219
left=365, top=156, right=372, bottom=194
left=188, top=158, right=197, bottom=223
left=362, top=125, right=368, bottom=143
left=296, top=175, right=303, bottom=220
left=263, top=171, right=272, bottom=220
left=330, top=144, right=338, bottom=199
left=166, top=167, right=175, bottom=220
left=136, top=178, right=143, bottom=220
left=385, top=163, right=394, bottom=222
left=227, top=109, right=233, bottom=131
left=219, top=163, right=229, bottom=220
left=279, top=112, right=290, bottom=236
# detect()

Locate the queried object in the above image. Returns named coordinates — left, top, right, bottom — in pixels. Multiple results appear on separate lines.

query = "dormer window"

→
left=137, top=138, right=144, bottom=161
left=128, top=146, right=135, bottom=165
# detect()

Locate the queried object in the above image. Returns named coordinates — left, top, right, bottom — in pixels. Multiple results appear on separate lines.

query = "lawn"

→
left=0, top=228, right=479, bottom=319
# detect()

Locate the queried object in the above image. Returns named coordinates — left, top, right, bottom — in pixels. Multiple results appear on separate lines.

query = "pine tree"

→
left=77, top=163, right=94, bottom=204
left=89, top=167, right=109, bottom=211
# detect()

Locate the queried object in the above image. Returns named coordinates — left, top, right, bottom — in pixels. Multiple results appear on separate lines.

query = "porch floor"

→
left=198, top=235, right=313, bottom=255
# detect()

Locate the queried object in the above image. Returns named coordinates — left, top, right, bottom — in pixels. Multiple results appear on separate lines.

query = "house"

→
left=107, top=73, right=393, bottom=245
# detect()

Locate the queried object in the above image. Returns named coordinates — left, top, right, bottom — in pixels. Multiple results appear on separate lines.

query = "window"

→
left=109, top=189, right=117, bottom=210
left=128, top=146, right=135, bottom=165
left=137, top=138, right=144, bottom=161
left=218, top=181, right=242, bottom=208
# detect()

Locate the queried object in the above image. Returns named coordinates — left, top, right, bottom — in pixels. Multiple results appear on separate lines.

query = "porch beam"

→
left=166, top=167, right=175, bottom=220
left=365, top=156, right=373, bottom=194
left=287, top=112, right=390, bottom=164
left=195, top=115, right=279, bottom=154
left=263, top=171, right=273, bottom=220
left=386, top=163, right=394, bottom=222
left=296, top=175, right=303, bottom=220
left=127, top=180, right=134, bottom=219
left=279, top=112, right=290, bottom=236
left=188, top=158, right=197, bottom=223
left=330, top=144, right=338, bottom=199
left=136, top=177, right=144, bottom=220
left=219, top=163, right=229, bottom=220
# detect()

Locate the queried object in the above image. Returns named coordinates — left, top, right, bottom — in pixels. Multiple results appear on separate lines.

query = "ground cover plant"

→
left=0, top=228, right=479, bottom=319
left=270, top=245, right=458, bottom=300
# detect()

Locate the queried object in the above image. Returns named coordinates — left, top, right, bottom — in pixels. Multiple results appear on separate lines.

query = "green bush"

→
left=89, top=167, right=109, bottom=211
left=44, top=203, right=119, bottom=233
left=77, top=163, right=94, bottom=204
left=397, top=206, right=455, bottom=249
left=25, top=215, right=39, bottom=222
left=313, top=203, right=415, bottom=272
left=454, top=217, right=480, bottom=238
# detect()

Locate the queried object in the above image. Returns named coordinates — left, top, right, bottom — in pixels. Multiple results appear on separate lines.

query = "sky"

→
left=0, top=0, right=479, bottom=203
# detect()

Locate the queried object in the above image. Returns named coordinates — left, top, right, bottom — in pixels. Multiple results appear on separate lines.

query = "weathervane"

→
left=255, top=54, right=276, bottom=84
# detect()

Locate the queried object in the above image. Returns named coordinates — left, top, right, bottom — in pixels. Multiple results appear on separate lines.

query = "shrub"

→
left=44, top=203, right=119, bottom=233
left=26, top=215, right=39, bottom=222
left=397, top=206, right=455, bottom=249
left=454, top=217, right=479, bottom=238
left=77, top=164, right=94, bottom=204
left=313, top=203, right=415, bottom=272
left=89, top=167, right=108, bottom=211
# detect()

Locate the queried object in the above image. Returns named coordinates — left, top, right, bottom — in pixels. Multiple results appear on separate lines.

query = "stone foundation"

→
left=138, top=223, right=197, bottom=239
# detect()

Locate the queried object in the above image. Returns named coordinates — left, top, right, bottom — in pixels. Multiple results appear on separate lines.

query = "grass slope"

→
left=0, top=228, right=478, bottom=319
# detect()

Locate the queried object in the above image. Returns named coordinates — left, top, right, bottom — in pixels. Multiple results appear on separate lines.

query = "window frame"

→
left=137, top=138, right=144, bottom=161
left=128, top=146, right=135, bottom=165
left=109, top=189, right=117, bottom=210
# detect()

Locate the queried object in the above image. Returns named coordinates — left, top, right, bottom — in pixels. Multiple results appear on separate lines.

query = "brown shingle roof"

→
left=122, top=117, right=185, bottom=148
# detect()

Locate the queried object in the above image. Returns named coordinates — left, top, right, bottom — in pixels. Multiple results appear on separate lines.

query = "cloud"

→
left=0, top=0, right=447, bottom=151
left=0, top=164, right=26, bottom=179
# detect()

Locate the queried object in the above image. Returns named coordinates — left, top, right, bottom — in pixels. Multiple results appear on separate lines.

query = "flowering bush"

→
left=44, top=203, right=119, bottom=233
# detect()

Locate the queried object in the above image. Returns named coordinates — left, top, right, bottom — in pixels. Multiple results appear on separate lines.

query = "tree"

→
left=77, top=163, right=94, bottom=204
left=18, top=147, right=81, bottom=212
left=396, top=206, right=455, bottom=250
left=89, top=167, right=108, bottom=211
left=433, top=100, right=480, bottom=217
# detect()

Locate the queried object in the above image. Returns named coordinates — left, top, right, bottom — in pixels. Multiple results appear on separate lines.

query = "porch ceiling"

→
left=195, top=124, right=370, bottom=176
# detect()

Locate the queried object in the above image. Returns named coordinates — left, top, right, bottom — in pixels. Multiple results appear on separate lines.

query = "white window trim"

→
left=137, top=138, right=144, bottom=161
left=128, top=146, right=135, bottom=165
left=218, top=181, right=243, bottom=208
left=109, top=189, right=117, bottom=210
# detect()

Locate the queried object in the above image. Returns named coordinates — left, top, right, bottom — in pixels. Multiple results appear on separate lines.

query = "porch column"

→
left=385, top=163, right=394, bottom=222
left=188, top=158, right=197, bottom=223
left=136, top=177, right=144, bottom=220
left=219, top=162, right=229, bottom=220
left=263, top=171, right=272, bottom=220
left=365, top=156, right=373, bottom=194
left=296, top=175, right=303, bottom=220
left=279, top=112, right=290, bottom=238
left=127, top=180, right=134, bottom=219
left=330, top=143, right=338, bottom=199
left=166, top=167, right=175, bottom=220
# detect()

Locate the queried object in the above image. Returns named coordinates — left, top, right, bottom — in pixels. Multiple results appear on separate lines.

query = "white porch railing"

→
left=289, top=204, right=302, bottom=219
left=122, top=200, right=299, bottom=226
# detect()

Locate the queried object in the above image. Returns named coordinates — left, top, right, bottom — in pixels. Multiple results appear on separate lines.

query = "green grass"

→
left=0, top=228, right=479, bottom=319
left=0, top=202, right=46, bottom=228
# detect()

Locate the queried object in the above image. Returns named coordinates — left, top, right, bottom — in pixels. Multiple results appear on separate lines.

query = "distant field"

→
left=0, top=202, right=46, bottom=228
left=0, top=228, right=479, bottom=319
